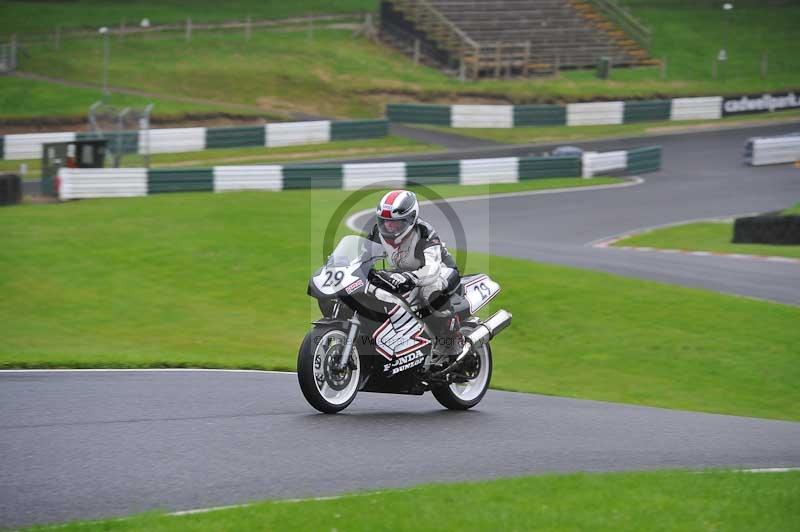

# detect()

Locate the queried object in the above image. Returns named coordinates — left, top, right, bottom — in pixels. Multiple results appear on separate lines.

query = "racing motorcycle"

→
left=298, top=235, right=512, bottom=413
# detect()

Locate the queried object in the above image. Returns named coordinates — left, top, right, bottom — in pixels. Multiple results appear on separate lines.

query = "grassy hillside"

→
left=0, top=1, right=374, bottom=35
left=619, top=0, right=798, bottom=81
left=9, top=29, right=799, bottom=122
left=0, top=76, right=256, bottom=121
left=2, top=184, right=799, bottom=421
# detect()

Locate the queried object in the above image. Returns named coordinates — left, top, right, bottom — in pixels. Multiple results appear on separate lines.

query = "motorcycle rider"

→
left=367, top=189, right=465, bottom=358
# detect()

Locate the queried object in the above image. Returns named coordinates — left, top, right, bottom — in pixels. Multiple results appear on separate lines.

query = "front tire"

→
left=297, top=325, right=360, bottom=414
left=431, top=325, right=492, bottom=410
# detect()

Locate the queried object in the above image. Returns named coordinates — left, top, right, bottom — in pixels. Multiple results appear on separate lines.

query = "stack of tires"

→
left=0, top=174, right=21, bottom=206
left=733, top=215, right=800, bottom=245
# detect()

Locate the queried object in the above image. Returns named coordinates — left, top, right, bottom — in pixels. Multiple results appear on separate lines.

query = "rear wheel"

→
left=297, top=325, right=360, bottom=414
left=431, top=325, right=492, bottom=410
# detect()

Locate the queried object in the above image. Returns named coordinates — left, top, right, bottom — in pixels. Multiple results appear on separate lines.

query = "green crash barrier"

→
left=405, top=160, right=460, bottom=185
left=625, top=146, right=662, bottom=174
left=330, top=120, right=389, bottom=141
left=513, top=105, right=567, bottom=127
left=282, top=164, right=344, bottom=190
left=77, top=131, right=138, bottom=155
left=205, top=126, right=265, bottom=149
left=148, top=168, right=214, bottom=194
left=519, top=156, right=581, bottom=180
left=387, top=104, right=452, bottom=126
left=623, top=100, right=671, bottom=123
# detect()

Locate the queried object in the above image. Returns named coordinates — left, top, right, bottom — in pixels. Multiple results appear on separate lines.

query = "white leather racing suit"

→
left=368, top=218, right=459, bottom=307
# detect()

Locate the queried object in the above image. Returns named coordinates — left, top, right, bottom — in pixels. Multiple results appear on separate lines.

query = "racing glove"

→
left=368, top=269, right=418, bottom=294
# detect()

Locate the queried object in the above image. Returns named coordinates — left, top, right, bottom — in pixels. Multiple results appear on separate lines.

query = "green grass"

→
left=26, top=470, right=800, bottom=531
left=0, top=75, right=264, bottom=120
left=784, top=202, right=800, bottom=215
left=0, top=0, right=374, bottom=35
left=613, top=220, right=800, bottom=259
left=620, top=1, right=798, bottom=81
left=0, top=136, right=441, bottom=177
left=415, top=109, right=800, bottom=145
left=3, top=178, right=800, bottom=421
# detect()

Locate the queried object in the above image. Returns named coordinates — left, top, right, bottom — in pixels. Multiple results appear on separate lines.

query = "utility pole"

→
left=99, top=27, right=110, bottom=98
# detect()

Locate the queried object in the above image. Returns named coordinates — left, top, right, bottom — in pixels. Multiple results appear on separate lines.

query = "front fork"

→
left=335, top=313, right=360, bottom=371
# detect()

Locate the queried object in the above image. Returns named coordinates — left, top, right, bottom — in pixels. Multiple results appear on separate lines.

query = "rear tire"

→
left=431, top=325, right=492, bottom=410
left=297, top=325, right=360, bottom=414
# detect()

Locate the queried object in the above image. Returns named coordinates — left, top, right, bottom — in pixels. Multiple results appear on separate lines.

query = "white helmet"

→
left=376, top=189, right=419, bottom=244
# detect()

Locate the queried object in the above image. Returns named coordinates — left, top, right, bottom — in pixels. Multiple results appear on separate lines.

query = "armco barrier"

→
left=148, top=168, right=214, bottom=194
left=405, top=160, right=460, bottom=185
left=513, top=105, right=567, bottom=127
left=625, top=146, right=662, bottom=174
left=669, top=97, right=723, bottom=121
left=213, top=165, right=283, bottom=192
left=386, top=91, right=797, bottom=128
left=59, top=168, right=147, bottom=200
left=331, top=120, right=388, bottom=141
left=623, top=100, right=671, bottom=123
left=566, top=102, right=624, bottom=126
left=57, top=146, right=661, bottom=200
left=582, top=151, right=627, bottom=178
left=519, top=156, right=580, bottom=180
left=0, top=119, right=389, bottom=161
left=452, top=105, right=513, bottom=128
left=386, top=104, right=451, bottom=126
left=745, top=135, right=800, bottom=166
left=3, top=132, right=76, bottom=160
left=205, top=126, right=265, bottom=150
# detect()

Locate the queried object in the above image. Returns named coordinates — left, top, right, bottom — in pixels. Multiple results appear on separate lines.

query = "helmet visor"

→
left=378, top=217, right=412, bottom=239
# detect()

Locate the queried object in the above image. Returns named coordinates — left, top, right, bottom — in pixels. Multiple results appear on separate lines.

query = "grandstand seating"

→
left=379, top=0, right=655, bottom=78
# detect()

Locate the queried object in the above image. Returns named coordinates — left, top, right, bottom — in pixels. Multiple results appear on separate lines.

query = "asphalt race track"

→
left=2, top=370, right=800, bottom=528
left=351, top=122, right=800, bottom=306
left=3, top=122, right=800, bottom=527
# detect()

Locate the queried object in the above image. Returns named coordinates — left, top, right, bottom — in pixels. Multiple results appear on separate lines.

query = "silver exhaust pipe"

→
left=456, top=309, right=512, bottom=362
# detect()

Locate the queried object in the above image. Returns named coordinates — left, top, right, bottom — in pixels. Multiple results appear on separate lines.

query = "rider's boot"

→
left=431, top=314, right=464, bottom=359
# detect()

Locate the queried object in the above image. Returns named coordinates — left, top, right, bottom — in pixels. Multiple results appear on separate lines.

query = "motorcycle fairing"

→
left=461, top=274, right=501, bottom=314
left=372, top=304, right=431, bottom=361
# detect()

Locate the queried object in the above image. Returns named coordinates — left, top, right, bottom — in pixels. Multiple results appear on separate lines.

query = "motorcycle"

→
left=298, top=235, right=512, bottom=413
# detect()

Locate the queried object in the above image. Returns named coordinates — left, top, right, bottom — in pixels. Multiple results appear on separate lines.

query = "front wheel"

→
left=297, top=325, right=361, bottom=414
left=431, top=326, right=492, bottom=410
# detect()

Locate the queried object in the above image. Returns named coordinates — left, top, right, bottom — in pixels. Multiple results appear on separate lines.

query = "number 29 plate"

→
left=463, top=274, right=501, bottom=314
